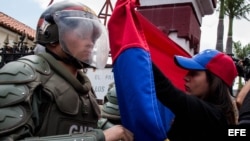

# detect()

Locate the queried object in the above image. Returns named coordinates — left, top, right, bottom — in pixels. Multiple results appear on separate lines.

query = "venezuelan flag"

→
left=108, top=0, right=190, bottom=140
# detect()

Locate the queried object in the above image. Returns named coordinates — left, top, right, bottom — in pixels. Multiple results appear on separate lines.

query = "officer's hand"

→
left=103, top=125, right=133, bottom=141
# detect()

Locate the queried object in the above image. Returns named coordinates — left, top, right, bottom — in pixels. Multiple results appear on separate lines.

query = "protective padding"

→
left=0, top=106, right=32, bottom=134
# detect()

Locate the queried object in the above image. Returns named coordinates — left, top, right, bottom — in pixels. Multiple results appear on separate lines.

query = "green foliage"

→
left=216, top=0, right=250, bottom=54
left=224, top=0, right=250, bottom=21
left=233, top=41, right=250, bottom=59
left=233, top=41, right=250, bottom=91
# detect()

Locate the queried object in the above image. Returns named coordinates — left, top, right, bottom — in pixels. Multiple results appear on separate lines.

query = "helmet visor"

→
left=53, top=10, right=110, bottom=69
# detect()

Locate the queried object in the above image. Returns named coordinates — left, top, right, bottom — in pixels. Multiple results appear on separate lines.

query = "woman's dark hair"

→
left=204, top=71, right=236, bottom=125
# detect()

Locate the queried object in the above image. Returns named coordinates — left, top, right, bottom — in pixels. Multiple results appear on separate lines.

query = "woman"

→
left=153, top=49, right=238, bottom=141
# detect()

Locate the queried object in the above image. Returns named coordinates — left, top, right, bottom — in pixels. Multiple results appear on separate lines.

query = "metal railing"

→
left=0, top=33, right=35, bottom=68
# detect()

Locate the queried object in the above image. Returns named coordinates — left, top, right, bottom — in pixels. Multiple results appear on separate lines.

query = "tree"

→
left=216, top=0, right=225, bottom=52
left=233, top=41, right=250, bottom=92
left=224, top=0, right=250, bottom=56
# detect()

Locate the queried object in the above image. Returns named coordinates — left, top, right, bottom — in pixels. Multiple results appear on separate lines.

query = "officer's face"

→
left=62, top=28, right=95, bottom=63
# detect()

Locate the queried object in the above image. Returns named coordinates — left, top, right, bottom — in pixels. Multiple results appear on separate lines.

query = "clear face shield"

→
left=53, top=10, right=110, bottom=69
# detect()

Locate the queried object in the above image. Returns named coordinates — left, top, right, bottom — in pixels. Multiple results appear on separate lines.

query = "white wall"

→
left=86, top=68, right=114, bottom=100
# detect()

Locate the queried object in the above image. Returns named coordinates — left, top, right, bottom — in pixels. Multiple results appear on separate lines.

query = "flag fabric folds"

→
left=108, top=0, right=191, bottom=140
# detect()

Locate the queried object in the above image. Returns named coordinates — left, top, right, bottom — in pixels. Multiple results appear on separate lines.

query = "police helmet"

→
left=36, top=0, right=109, bottom=68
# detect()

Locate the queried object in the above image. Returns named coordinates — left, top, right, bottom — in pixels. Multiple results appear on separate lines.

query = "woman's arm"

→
left=152, top=63, right=190, bottom=114
left=236, top=80, right=250, bottom=109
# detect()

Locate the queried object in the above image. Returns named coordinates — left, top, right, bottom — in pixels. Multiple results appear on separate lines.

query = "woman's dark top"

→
left=239, top=91, right=250, bottom=125
left=153, top=64, right=228, bottom=141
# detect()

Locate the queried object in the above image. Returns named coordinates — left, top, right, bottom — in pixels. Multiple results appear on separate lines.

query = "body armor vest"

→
left=35, top=53, right=101, bottom=136
left=0, top=53, right=101, bottom=137
left=35, top=69, right=99, bottom=136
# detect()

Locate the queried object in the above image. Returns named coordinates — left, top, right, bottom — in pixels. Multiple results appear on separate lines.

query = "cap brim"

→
left=174, top=56, right=205, bottom=70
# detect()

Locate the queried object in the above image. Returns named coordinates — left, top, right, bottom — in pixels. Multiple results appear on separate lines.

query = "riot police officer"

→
left=0, top=1, right=133, bottom=141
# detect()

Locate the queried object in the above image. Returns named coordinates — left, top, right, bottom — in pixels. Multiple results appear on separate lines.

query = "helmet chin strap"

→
left=45, top=48, right=84, bottom=69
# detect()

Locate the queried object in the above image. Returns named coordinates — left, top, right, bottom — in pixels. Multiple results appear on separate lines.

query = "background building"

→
left=0, top=12, right=35, bottom=47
